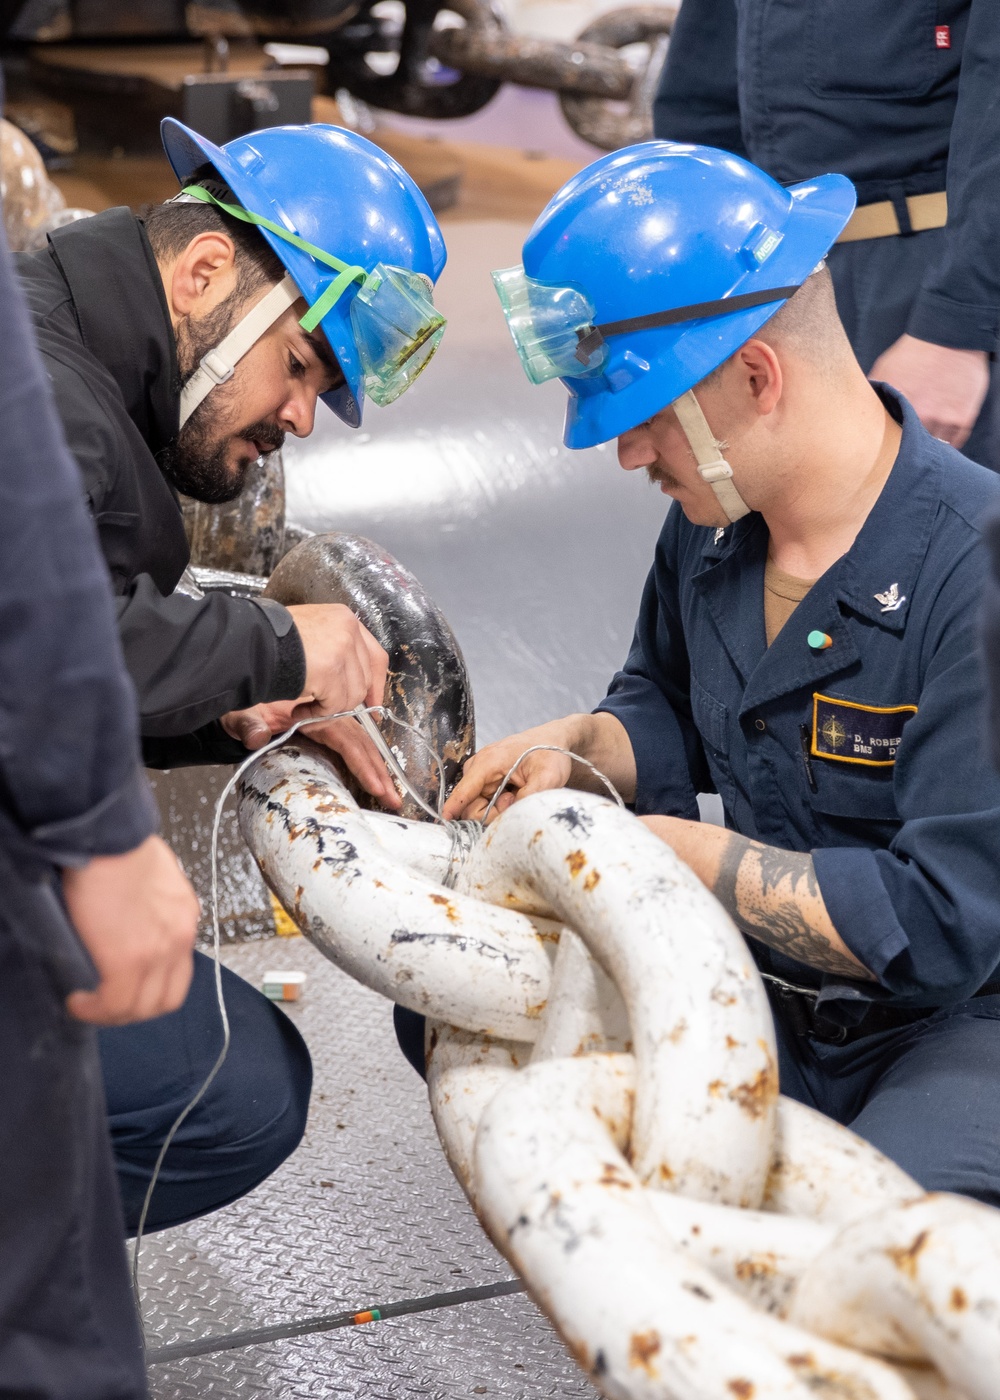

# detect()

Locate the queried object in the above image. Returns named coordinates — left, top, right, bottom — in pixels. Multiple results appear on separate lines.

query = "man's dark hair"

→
left=142, top=167, right=285, bottom=315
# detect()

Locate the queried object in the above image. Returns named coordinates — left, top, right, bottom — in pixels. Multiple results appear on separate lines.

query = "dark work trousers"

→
left=827, top=228, right=1000, bottom=472
left=0, top=899, right=147, bottom=1400
left=396, top=995, right=1000, bottom=1205
left=99, top=950, right=312, bottom=1235
left=769, top=988, right=1000, bottom=1207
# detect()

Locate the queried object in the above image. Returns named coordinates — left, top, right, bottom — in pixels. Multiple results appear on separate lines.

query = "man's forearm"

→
left=642, top=816, right=874, bottom=981
left=561, top=711, right=638, bottom=804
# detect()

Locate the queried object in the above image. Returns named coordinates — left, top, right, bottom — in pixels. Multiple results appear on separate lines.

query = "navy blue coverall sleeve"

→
left=908, top=0, right=1000, bottom=352
left=0, top=227, right=156, bottom=868
left=0, top=193, right=155, bottom=1399
left=595, top=514, right=705, bottom=822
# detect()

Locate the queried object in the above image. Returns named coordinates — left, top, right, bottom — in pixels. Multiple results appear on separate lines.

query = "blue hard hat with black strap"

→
left=493, top=142, right=856, bottom=522
left=160, top=118, right=447, bottom=431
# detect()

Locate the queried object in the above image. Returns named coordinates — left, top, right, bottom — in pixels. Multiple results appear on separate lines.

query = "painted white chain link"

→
left=239, top=741, right=999, bottom=1400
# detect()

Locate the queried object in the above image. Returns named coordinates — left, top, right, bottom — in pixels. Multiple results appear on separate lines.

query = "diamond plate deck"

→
left=140, top=937, right=592, bottom=1399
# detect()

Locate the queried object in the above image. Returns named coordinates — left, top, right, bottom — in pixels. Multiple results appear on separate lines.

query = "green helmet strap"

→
left=180, top=183, right=367, bottom=333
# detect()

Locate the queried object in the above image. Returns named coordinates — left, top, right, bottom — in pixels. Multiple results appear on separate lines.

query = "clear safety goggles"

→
left=350, top=263, right=445, bottom=406
left=491, top=265, right=607, bottom=385
left=178, top=184, right=445, bottom=406
left=492, top=263, right=801, bottom=386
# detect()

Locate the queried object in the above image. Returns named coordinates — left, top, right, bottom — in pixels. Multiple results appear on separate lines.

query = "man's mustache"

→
left=236, top=419, right=286, bottom=456
left=646, top=464, right=680, bottom=490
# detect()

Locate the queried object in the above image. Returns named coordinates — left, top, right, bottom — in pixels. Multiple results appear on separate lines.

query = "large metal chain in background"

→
left=318, top=0, right=675, bottom=148
left=427, top=4, right=675, bottom=149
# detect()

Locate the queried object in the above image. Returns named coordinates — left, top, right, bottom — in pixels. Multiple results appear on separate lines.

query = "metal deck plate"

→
left=141, top=937, right=592, bottom=1398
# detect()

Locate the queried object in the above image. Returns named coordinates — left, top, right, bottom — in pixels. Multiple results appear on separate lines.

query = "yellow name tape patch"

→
left=811, top=693, right=917, bottom=767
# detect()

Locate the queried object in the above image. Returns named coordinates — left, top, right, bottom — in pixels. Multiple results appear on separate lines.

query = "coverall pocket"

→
left=806, top=0, right=937, bottom=101
left=807, top=763, right=900, bottom=846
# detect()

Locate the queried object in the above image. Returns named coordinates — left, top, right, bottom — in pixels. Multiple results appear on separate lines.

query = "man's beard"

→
left=160, top=301, right=286, bottom=504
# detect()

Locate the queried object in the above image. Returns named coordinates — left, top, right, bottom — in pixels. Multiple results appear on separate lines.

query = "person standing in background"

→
left=653, top=0, right=999, bottom=467
left=0, top=109, right=199, bottom=1398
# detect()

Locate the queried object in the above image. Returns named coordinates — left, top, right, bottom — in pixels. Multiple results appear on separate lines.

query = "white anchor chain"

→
left=238, top=742, right=999, bottom=1400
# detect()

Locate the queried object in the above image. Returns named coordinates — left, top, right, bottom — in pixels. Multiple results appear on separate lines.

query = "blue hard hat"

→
left=161, top=118, right=447, bottom=429
left=518, top=142, right=856, bottom=449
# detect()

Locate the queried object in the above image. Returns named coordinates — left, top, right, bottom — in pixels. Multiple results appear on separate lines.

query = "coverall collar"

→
left=47, top=208, right=180, bottom=455
left=692, top=385, right=940, bottom=710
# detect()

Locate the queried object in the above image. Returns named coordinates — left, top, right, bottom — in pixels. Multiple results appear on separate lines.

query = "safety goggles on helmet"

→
left=175, top=183, right=445, bottom=420
left=349, top=263, right=445, bottom=406
left=492, top=263, right=801, bottom=387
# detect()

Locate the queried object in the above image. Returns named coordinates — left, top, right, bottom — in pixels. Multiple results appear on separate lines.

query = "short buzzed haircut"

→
left=697, top=263, right=853, bottom=391
left=755, top=263, right=853, bottom=369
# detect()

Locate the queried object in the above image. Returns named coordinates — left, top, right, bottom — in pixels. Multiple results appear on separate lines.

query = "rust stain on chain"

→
left=886, top=1230, right=930, bottom=1280
left=628, top=1329, right=661, bottom=1377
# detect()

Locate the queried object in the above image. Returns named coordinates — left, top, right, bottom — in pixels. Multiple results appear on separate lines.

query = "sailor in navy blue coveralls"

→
left=654, top=0, right=1000, bottom=468
left=594, top=384, right=1000, bottom=1203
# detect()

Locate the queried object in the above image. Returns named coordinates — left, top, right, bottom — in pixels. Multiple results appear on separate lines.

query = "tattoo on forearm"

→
left=711, top=833, right=872, bottom=980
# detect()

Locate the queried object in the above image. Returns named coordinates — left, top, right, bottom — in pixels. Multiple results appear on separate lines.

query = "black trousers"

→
left=827, top=227, right=1000, bottom=471
left=0, top=885, right=147, bottom=1400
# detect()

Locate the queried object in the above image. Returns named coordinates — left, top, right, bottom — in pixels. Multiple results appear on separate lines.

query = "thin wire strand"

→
left=131, top=703, right=443, bottom=1325
left=481, top=745, right=626, bottom=824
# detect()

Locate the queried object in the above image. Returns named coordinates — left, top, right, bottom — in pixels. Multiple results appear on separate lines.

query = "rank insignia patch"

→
left=811, top=693, right=917, bottom=767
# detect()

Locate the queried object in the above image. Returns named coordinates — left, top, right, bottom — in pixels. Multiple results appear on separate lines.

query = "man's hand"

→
left=288, top=603, right=389, bottom=714
left=869, top=334, right=989, bottom=449
left=62, top=834, right=200, bottom=1026
left=221, top=603, right=401, bottom=808
left=443, top=712, right=636, bottom=822
left=444, top=723, right=575, bottom=822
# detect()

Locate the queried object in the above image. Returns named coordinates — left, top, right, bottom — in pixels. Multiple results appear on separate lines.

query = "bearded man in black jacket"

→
left=15, top=115, right=448, bottom=1234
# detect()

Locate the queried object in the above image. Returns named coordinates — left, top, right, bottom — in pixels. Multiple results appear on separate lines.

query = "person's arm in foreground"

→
left=0, top=214, right=197, bottom=1026
left=870, top=0, right=1000, bottom=448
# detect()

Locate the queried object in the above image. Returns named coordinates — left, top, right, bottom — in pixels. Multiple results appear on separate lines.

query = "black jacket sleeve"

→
left=907, top=0, right=1000, bottom=353
left=652, top=0, right=747, bottom=156
left=116, top=577, right=305, bottom=741
left=0, top=221, right=156, bottom=868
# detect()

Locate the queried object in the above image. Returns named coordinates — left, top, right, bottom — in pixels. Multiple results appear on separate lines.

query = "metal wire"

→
left=481, top=744, right=627, bottom=824
left=131, top=703, right=453, bottom=1329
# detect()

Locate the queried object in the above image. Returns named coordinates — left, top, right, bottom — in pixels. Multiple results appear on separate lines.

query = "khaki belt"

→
left=836, top=190, right=947, bottom=243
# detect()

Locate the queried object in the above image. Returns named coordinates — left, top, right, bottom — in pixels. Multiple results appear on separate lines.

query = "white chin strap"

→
left=672, top=388, right=751, bottom=524
left=178, top=272, right=302, bottom=431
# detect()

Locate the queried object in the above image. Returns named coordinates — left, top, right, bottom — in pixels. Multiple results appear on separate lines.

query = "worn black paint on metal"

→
left=265, top=531, right=476, bottom=821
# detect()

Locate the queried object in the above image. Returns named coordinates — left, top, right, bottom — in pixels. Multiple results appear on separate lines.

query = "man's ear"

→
left=736, top=337, right=783, bottom=417
left=166, top=232, right=238, bottom=321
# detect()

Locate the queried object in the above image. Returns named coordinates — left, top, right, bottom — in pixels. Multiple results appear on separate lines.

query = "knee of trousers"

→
left=393, top=1004, right=428, bottom=1081
left=213, top=965, right=314, bottom=1180
left=105, top=958, right=314, bottom=1233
